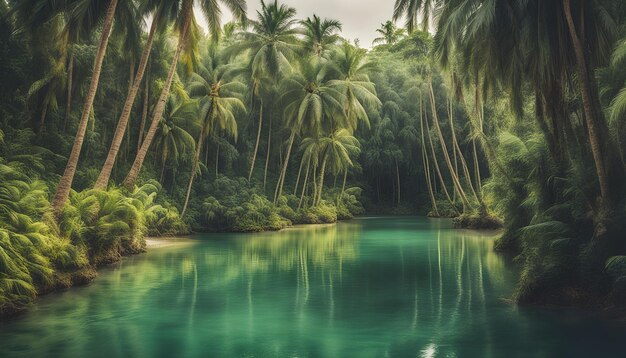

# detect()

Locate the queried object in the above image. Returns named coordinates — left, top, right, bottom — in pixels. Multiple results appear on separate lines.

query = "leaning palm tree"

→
left=228, top=0, right=300, bottom=181
left=316, top=129, right=360, bottom=206
left=122, top=0, right=247, bottom=190
left=273, top=58, right=345, bottom=203
left=51, top=0, right=120, bottom=215
left=299, top=14, right=342, bottom=58
left=93, top=0, right=182, bottom=189
left=180, top=54, right=246, bottom=216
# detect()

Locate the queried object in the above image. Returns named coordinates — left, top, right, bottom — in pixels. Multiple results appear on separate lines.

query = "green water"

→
left=1, top=217, right=624, bottom=357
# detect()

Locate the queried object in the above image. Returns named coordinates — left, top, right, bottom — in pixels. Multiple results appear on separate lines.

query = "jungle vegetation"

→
left=1, top=0, right=626, bottom=316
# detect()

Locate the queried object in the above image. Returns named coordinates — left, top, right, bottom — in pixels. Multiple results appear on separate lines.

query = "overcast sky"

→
left=196, top=0, right=399, bottom=48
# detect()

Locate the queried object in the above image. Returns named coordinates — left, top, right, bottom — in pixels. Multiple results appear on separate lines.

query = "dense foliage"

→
left=1, top=0, right=626, bottom=316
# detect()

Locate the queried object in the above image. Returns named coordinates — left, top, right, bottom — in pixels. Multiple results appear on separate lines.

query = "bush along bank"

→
left=0, top=172, right=188, bottom=318
left=182, top=176, right=365, bottom=233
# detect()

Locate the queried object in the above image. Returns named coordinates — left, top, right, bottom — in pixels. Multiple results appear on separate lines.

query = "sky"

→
left=196, top=0, right=399, bottom=48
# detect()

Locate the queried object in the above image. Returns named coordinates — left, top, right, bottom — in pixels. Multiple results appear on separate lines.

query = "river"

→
left=0, top=217, right=624, bottom=357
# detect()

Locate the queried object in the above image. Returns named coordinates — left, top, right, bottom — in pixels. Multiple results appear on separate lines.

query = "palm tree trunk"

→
left=248, top=102, right=263, bottom=181
left=123, top=2, right=192, bottom=189
left=63, top=49, right=74, bottom=133
left=38, top=97, right=49, bottom=132
left=263, top=113, right=271, bottom=188
left=425, top=104, right=458, bottom=215
left=472, top=139, right=482, bottom=196
left=138, top=68, right=150, bottom=151
left=215, top=143, right=219, bottom=176
left=95, top=16, right=159, bottom=189
left=395, top=158, right=401, bottom=205
left=182, top=125, right=207, bottom=217
left=51, top=0, right=118, bottom=215
left=428, top=78, right=471, bottom=209
left=420, top=94, right=438, bottom=216
left=448, top=99, right=480, bottom=203
left=316, top=155, right=328, bottom=206
left=340, top=168, right=347, bottom=201
left=563, top=0, right=613, bottom=207
left=274, top=129, right=296, bottom=203
left=299, top=159, right=311, bottom=210
left=293, top=157, right=304, bottom=196
left=160, top=152, right=167, bottom=183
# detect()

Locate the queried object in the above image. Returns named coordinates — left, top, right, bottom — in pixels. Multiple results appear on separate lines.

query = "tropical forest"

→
left=1, top=0, right=626, bottom=356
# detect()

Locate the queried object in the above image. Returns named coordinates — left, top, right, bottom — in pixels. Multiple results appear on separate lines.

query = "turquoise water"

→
left=0, top=217, right=624, bottom=357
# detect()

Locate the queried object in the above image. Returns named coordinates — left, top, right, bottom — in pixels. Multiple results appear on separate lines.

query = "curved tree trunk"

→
left=95, top=16, right=159, bottom=189
left=563, top=0, right=614, bottom=208
left=63, top=49, right=74, bottom=133
left=263, top=113, right=271, bottom=188
left=425, top=105, right=458, bottom=215
left=123, top=3, right=192, bottom=189
left=248, top=102, right=263, bottom=181
left=181, top=123, right=207, bottom=217
left=298, top=159, right=311, bottom=210
left=274, top=129, right=296, bottom=203
left=420, top=94, right=438, bottom=216
left=38, top=97, right=49, bottom=132
left=316, top=155, right=328, bottom=206
left=428, top=78, right=471, bottom=209
left=138, top=68, right=150, bottom=150
left=293, top=157, right=304, bottom=196
left=51, top=0, right=118, bottom=215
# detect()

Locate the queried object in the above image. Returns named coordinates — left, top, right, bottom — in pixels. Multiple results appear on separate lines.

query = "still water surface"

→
left=0, top=217, right=624, bottom=357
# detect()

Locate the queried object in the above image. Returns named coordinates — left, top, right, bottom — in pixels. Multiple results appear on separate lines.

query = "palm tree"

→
left=153, top=96, right=197, bottom=182
left=316, top=129, right=360, bottom=205
left=298, top=136, right=321, bottom=208
left=300, top=15, right=342, bottom=58
left=51, top=0, right=119, bottom=215
left=93, top=0, right=180, bottom=189
left=180, top=53, right=246, bottom=216
left=272, top=59, right=345, bottom=203
left=122, top=0, right=246, bottom=190
left=228, top=0, right=300, bottom=181
left=392, top=0, right=437, bottom=33
left=328, top=42, right=381, bottom=131
left=372, top=20, right=405, bottom=46
left=420, top=0, right=624, bottom=211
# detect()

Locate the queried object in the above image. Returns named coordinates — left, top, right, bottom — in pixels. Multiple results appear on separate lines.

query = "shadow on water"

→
left=0, top=217, right=624, bottom=357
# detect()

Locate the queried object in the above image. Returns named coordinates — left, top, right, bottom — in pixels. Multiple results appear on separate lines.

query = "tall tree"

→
left=300, top=15, right=342, bottom=58
left=51, top=0, right=119, bottom=215
left=229, top=0, right=300, bottom=181
left=181, top=53, right=246, bottom=216
left=122, top=0, right=246, bottom=189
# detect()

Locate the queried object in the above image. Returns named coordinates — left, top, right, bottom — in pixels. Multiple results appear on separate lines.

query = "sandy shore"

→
left=145, top=237, right=196, bottom=249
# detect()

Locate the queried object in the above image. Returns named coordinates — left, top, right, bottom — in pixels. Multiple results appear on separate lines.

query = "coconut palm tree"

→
left=392, top=0, right=437, bottom=33
left=122, top=0, right=247, bottom=190
left=418, top=0, right=624, bottom=210
left=153, top=96, right=197, bottom=182
left=51, top=0, right=120, bottom=215
left=228, top=0, right=300, bottom=181
left=272, top=58, right=345, bottom=203
left=180, top=53, right=246, bottom=216
left=300, top=15, right=342, bottom=58
left=372, top=21, right=405, bottom=46
left=328, top=41, right=381, bottom=131
left=93, top=0, right=181, bottom=189
left=316, top=129, right=360, bottom=205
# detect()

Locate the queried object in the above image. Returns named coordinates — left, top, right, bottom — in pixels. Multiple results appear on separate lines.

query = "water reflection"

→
left=0, top=218, right=623, bottom=357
